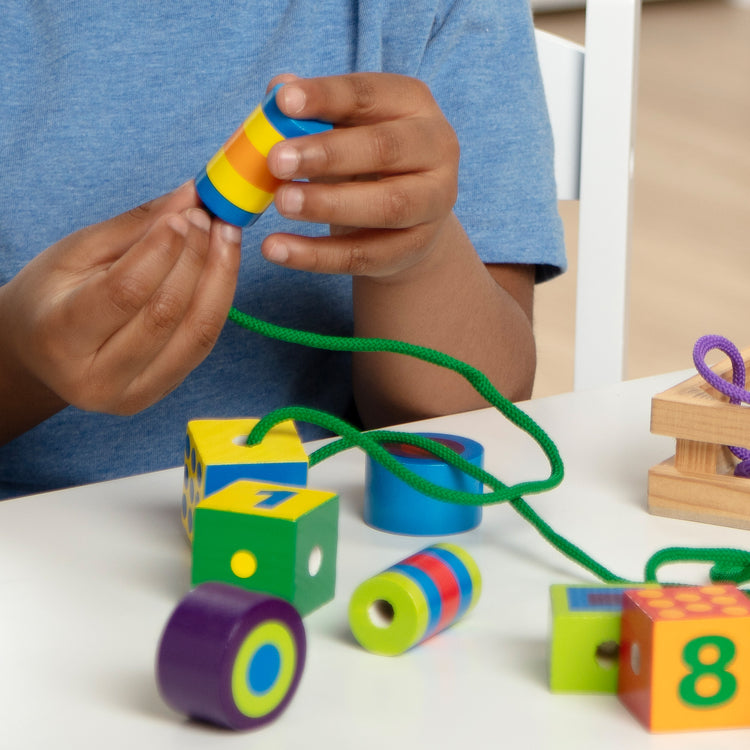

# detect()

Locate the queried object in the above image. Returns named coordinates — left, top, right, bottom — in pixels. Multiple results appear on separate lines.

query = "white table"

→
left=3, top=370, right=750, bottom=749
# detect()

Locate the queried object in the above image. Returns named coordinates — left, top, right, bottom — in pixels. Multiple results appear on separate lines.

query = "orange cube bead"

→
left=618, top=585, right=750, bottom=732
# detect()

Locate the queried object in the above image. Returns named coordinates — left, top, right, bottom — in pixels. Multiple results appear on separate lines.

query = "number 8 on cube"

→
left=618, top=585, right=750, bottom=732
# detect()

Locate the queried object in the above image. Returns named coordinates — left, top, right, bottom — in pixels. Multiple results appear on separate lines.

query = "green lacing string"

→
left=248, top=405, right=627, bottom=583
left=227, top=306, right=750, bottom=589
left=645, top=548, right=750, bottom=587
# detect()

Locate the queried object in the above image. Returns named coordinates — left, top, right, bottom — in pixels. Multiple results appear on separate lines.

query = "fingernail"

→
left=274, top=144, right=300, bottom=179
left=186, top=208, right=211, bottom=231
left=166, top=214, right=189, bottom=237
left=263, top=239, right=290, bottom=265
left=279, top=85, right=306, bottom=115
left=279, top=186, right=304, bottom=216
left=221, top=222, right=242, bottom=244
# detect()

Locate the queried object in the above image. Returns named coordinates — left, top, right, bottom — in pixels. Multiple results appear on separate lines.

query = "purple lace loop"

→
left=693, top=334, right=750, bottom=471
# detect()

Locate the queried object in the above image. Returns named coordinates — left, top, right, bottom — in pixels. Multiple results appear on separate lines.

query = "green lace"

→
left=228, top=306, right=750, bottom=589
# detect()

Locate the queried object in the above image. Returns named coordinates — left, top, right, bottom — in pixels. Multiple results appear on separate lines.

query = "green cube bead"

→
left=549, top=583, right=657, bottom=693
left=192, top=480, right=338, bottom=616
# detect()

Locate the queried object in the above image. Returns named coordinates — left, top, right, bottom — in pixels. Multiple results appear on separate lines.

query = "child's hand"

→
left=263, top=73, right=460, bottom=280
left=0, top=182, right=241, bottom=417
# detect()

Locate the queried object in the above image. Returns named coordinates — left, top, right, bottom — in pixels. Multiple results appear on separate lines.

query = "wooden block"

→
left=191, top=480, right=339, bottom=616
left=650, top=348, right=750, bottom=448
left=648, top=349, right=750, bottom=530
left=618, top=586, right=750, bottom=732
left=648, top=458, right=750, bottom=531
left=181, top=418, right=308, bottom=541
left=674, top=439, right=736, bottom=475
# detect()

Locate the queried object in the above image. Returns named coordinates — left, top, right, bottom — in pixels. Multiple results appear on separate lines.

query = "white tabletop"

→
left=3, top=370, right=750, bottom=749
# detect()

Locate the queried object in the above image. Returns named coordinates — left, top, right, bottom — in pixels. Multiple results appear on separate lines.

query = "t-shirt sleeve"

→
left=417, top=0, right=567, bottom=282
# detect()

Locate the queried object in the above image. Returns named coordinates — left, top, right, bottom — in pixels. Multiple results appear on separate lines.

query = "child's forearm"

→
left=352, top=213, right=536, bottom=428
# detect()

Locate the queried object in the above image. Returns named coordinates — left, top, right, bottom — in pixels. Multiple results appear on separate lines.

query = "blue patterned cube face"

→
left=181, top=419, right=308, bottom=541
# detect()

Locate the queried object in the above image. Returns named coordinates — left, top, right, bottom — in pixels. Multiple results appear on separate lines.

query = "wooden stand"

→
left=648, top=349, right=750, bottom=529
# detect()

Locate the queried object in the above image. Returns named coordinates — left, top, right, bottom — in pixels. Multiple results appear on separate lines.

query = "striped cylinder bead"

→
left=195, top=83, right=332, bottom=227
left=156, top=582, right=306, bottom=731
left=364, top=433, right=484, bottom=535
left=348, top=543, right=482, bottom=656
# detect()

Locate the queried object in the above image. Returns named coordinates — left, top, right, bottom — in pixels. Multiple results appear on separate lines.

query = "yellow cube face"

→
left=189, top=418, right=308, bottom=468
left=199, top=480, right=338, bottom=522
left=620, top=586, right=750, bottom=732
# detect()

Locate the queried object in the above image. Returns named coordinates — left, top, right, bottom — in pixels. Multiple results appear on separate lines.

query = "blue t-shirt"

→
left=0, top=0, right=565, bottom=498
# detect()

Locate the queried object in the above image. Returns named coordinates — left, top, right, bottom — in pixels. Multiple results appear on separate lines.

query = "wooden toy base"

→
left=648, top=457, right=750, bottom=531
left=647, top=347, right=750, bottom=530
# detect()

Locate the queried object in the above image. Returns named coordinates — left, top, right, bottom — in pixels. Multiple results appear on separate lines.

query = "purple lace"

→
left=693, top=334, right=750, bottom=475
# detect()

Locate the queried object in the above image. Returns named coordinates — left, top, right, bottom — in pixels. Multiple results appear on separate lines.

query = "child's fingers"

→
left=261, top=225, right=436, bottom=278
left=89, top=210, right=215, bottom=396
left=63, top=182, right=200, bottom=268
left=63, top=211, right=204, bottom=351
left=267, top=117, right=454, bottom=181
left=274, top=172, right=455, bottom=229
left=115, top=220, right=241, bottom=414
left=274, top=73, right=435, bottom=125
left=267, top=72, right=300, bottom=91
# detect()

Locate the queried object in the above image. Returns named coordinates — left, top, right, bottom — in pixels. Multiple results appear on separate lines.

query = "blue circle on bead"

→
left=247, top=644, right=282, bottom=695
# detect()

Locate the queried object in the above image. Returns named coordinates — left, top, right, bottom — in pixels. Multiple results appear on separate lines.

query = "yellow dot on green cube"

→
left=231, top=550, right=258, bottom=579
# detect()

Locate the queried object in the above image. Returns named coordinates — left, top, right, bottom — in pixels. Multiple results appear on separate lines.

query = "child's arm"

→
left=352, top=222, right=536, bottom=427
left=0, top=183, right=242, bottom=445
left=264, top=73, right=537, bottom=427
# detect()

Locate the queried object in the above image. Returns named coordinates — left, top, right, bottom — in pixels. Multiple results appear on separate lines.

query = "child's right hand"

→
left=0, top=182, right=241, bottom=425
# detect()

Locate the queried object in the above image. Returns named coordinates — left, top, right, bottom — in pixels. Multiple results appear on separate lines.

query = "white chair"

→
left=534, top=0, right=641, bottom=391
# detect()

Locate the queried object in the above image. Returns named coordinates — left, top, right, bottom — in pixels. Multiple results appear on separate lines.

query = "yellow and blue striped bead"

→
left=195, top=84, right=332, bottom=227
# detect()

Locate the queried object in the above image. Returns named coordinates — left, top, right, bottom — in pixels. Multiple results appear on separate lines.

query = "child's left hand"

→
left=263, top=73, right=460, bottom=280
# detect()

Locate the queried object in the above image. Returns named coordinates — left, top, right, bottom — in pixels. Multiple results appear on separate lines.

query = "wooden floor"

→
left=532, top=0, right=750, bottom=397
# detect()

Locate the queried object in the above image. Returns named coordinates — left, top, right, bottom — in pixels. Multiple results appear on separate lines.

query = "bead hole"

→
left=630, top=642, right=641, bottom=675
left=595, top=640, right=620, bottom=670
left=368, top=599, right=395, bottom=629
left=308, top=546, right=323, bottom=577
